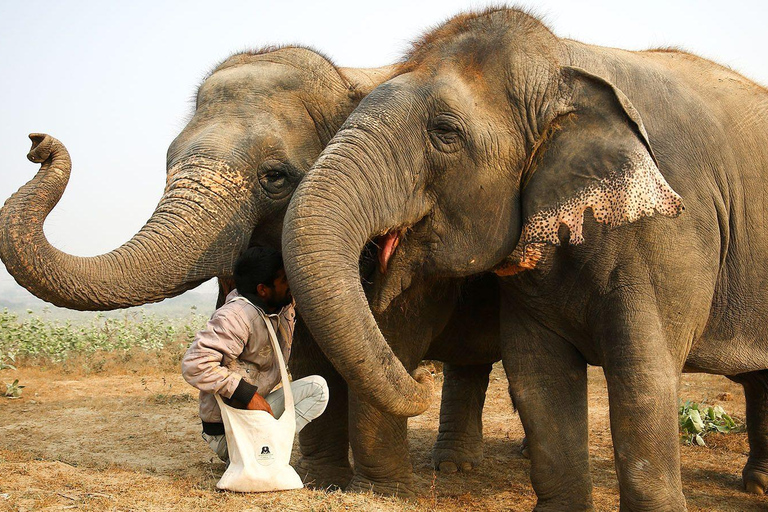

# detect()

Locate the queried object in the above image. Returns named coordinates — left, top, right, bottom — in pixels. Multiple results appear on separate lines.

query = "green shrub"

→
left=0, top=308, right=208, bottom=372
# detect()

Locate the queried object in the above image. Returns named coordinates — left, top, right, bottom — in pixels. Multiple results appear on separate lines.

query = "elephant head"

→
left=282, top=9, right=684, bottom=416
left=0, top=46, right=394, bottom=310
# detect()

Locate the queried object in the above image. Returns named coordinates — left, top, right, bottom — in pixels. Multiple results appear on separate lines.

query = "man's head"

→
left=234, top=246, right=292, bottom=310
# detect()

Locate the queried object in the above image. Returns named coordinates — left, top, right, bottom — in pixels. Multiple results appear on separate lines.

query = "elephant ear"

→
left=518, top=66, right=684, bottom=250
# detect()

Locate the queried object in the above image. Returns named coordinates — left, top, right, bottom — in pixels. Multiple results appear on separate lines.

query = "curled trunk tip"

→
left=0, top=133, right=256, bottom=310
left=27, top=133, right=59, bottom=163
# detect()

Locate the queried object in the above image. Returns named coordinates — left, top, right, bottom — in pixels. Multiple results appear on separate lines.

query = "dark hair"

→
left=233, top=246, right=284, bottom=294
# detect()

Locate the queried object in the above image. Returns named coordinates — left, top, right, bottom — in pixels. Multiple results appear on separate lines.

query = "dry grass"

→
left=1, top=363, right=766, bottom=511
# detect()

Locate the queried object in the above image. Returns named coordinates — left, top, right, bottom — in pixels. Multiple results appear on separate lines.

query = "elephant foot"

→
left=345, top=474, right=417, bottom=499
left=534, top=501, right=595, bottom=512
left=437, top=460, right=474, bottom=473
left=295, top=456, right=353, bottom=490
left=432, top=441, right=483, bottom=473
left=743, top=460, right=768, bottom=495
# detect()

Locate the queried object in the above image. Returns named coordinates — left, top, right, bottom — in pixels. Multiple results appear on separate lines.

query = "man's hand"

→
left=246, top=392, right=273, bottom=416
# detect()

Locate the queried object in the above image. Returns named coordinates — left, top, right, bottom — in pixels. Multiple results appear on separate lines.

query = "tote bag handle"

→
left=258, top=309, right=295, bottom=419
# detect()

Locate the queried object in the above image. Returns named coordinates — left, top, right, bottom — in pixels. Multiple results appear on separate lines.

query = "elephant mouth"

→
left=375, top=228, right=404, bottom=274
left=367, top=210, right=432, bottom=312
left=368, top=221, right=425, bottom=313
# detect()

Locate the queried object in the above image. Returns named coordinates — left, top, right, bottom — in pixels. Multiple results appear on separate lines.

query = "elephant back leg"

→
left=289, top=318, right=353, bottom=489
left=727, top=370, right=768, bottom=494
left=426, top=274, right=502, bottom=473
left=432, top=362, right=493, bottom=473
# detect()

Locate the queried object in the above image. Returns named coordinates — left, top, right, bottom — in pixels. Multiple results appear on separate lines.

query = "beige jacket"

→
left=181, top=290, right=295, bottom=424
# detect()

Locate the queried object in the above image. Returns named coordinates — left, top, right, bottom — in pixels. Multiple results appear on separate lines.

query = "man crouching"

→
left=182, top=246, right=328, bottom=463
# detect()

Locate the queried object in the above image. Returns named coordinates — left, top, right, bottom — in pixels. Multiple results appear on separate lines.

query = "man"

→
left=182, top=246, right=328, bottom=462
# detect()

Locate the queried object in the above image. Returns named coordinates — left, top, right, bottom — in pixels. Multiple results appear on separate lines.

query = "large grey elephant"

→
left=283, top=8, right=768, bottom=510
left=0, top=46, right=501, bottom=496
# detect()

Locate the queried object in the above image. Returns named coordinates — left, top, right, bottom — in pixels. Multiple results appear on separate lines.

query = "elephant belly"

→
left=685, top=332, right=768, bottom=375
left=685, top=243, right=768, bottom=374
left=422, top=300, right=501, bottom=364
left=424, top=274, right=503, bottom=364
left=423, top=337, right=501, bottom=365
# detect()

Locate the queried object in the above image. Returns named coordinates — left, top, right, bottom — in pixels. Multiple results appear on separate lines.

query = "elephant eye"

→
left=428, top=114, right=464, bottom=153
left=258, top=160, right=293, bottom=197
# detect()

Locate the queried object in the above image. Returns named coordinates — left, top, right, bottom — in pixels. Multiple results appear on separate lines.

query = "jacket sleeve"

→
left=181, top=306, right=259, bottom=404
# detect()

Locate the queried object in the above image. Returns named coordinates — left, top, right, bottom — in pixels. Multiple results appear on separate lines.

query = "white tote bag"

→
left=214, top=302, right=303, bottom=492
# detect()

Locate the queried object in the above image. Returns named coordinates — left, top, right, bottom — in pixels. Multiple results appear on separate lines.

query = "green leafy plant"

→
left=4, top=379, right=24, bottom=398
left=679, top=400, right=741, bottom=446
left=0, top=308, right=207, bottom=371
left=0, top=353, right=16, bottom=371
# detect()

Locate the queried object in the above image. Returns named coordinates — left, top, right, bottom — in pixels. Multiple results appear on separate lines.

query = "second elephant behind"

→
left=0, top=45, right=503, bottom=497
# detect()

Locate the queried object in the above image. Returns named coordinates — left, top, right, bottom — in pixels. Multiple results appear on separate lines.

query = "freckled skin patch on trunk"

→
left=165, top=156, right=248, bottom=191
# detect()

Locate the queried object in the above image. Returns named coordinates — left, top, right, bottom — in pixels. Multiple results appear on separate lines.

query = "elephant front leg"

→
left=601, top=312, right=687, bottom=511
left=432, top=362, right=493, bottom=473
left=289, top=320, right=353, bottom=489
left=345, top=393, right=416, bottom=498
left=502, top=317, right=593, bottom=511
left=728, top=370, right=768, bottom=494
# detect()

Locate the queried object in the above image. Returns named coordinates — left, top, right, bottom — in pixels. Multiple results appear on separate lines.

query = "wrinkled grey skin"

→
left=0, top=47, right=370, bottom=308
left=284, top=8, right=768, bottom=511
left=0, top=46, right=501, bottom=496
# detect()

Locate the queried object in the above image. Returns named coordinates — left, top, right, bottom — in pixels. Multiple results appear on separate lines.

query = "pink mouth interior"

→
left=376, top=231, right=401, bottom=274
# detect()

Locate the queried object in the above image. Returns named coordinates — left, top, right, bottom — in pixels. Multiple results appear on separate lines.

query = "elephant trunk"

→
left=283, top=129, right=432, bottom=417
left=0, top=134, right=256, bottom=310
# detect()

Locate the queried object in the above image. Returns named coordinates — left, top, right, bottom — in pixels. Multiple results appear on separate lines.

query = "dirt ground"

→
left=0, top=363, right=765, bottom=511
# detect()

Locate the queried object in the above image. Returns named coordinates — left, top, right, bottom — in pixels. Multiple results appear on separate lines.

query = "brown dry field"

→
left=0, top=363, right=766, bottom=511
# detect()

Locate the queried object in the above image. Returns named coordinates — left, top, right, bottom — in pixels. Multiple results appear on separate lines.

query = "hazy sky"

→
left=1, top=0, right=766, bottom=301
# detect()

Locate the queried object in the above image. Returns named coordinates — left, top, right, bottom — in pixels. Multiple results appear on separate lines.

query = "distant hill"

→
left=0, top=277, right=218, bottom=321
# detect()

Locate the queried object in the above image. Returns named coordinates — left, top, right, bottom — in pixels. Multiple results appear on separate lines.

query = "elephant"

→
left=282, top=7, right=768, bottom=511
left=0, top=45, right=502, bottom=496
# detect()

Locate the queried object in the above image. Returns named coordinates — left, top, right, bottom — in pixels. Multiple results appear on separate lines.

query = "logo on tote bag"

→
left=258, top=445, right=275, bottom=466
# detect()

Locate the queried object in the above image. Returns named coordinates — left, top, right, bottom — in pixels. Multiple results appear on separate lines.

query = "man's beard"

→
left=266, top=293, right=292, bottom=309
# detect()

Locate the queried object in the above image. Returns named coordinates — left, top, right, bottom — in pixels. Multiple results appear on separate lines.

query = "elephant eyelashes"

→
left=265, top=170, right=284, bottom=180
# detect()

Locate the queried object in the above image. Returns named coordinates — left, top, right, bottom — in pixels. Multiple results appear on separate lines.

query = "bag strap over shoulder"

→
left=227, top=296, right=295, bottom=417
